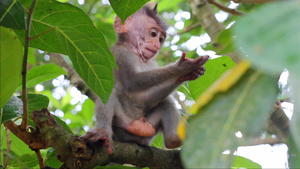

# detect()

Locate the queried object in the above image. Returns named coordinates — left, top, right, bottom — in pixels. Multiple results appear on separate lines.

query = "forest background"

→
left=0, top=0, right=299, bottom=168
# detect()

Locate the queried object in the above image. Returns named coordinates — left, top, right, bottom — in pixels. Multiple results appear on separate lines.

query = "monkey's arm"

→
left=143, top=79, right=181, bottom=108
left=114, top=46, right=208, bottom=93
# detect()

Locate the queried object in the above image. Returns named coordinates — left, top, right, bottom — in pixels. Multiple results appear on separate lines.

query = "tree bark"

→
left=31, top=108, right=183, bottom=169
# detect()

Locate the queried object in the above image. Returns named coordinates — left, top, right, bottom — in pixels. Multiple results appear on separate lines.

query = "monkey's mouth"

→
left=146, top=48, right=156, bottom=54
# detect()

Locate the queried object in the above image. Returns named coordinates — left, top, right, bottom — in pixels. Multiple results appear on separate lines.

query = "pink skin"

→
left=125, top=15, right=164, bottom=62
left=125, top=117, right=156, bottom=137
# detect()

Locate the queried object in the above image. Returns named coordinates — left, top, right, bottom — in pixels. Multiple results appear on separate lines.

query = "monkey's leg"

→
left=81, top=97, right=114, bottom=154
left=146, top=99, right=182, bottom=148
left=115, top=105, right=156, bottom=137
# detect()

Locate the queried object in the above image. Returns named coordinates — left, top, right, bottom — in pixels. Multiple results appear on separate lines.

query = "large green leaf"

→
left=234, top=0, right=300, bottom=156
left=188, top=56, right=236, bottom=100
left=0, top=27, right=23, bottom=108
left=109, top=0, right=150, bottom=23
left=289, top=75, right=300, bottom=153
left=17, top=0, right=116, bottom=103
left=182, top=69, right=277, bottom=168
left=25, top=64, right=67, bottom=88
left=26, top=94, right=49, bottom=113
left=2, top=95, right=23, bottom=123
left=0, top=0, right=26, bottom=29
left=234, top=1, right=300, bottom=75
left=1, top=94, right=49, bottom=123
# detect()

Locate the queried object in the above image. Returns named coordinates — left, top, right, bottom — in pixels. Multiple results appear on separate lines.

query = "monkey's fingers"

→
left=179, top=52, right=187, bottom=62
left=199, top=55, right=209, bottom=65
left=127, top=117, right=156, bottom=137
left=194, top=66, right=206, bottom=75
left=102, top=136, right=114, bottom=154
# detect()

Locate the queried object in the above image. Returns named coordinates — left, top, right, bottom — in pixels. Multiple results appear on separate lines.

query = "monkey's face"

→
left=128, top=15, right=166, bottom=62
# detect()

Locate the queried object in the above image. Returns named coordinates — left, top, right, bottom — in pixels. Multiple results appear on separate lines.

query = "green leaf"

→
left=8, top=153, right=38, bottom=168
left=45, top=148, right=63, bottom=168
left=2, top=95, right=23, bottom=123
left=53, top=115, right=73, bottom=134
left=232, top=155, right=261, bottom=169
left=25, top=64, right=67, bottom=88
left=17, top=0, right=116, bottom=103
left=188, top=56, right=236, bottom=100
left=234, top=1, right=300, bottom=75
left=288, top=135, right=300, bottom=168
left=182, top=70, right=278, bottom=168
left=212, top=28, right=235, bottom=55
left=0, top=0, right=26, bottom=29
left=2, top=131, right=34, bottom=156
left=109, top=0, right=150, bottom=23
left=0, top=27, right=23, bottom=108
left=289, top=75, right=300, bottom=152
left=26, top=94, right=49, bottom=113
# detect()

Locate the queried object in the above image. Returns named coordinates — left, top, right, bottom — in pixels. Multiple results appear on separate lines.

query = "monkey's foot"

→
left=165, top=135, right=182, bottom=149
left=81, top=128, right=113, bottom=154
left=126, top=117, right=156, bottom=137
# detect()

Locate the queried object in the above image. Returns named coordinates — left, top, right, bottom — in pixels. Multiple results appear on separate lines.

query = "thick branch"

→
left=189, top=0, right=224, bottom=43
left=188, top=0, right=241, bottom=62
left=4, top=120, right=49, bottom=149
left=31, top=108, right=183, bottom=169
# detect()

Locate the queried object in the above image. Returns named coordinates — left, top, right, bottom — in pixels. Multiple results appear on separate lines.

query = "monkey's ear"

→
left=114, top=16, right=130, bottom=33
left=153, top=3, right=158, bottom=14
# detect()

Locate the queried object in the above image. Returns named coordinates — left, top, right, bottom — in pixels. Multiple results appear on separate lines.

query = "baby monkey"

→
left=82, top=3, right=209, bottom=154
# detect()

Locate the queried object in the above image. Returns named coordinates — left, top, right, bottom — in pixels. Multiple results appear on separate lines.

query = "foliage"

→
left=0, top=0, right=298, bottom=168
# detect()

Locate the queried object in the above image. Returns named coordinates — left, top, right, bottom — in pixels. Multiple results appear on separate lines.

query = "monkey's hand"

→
left=176, top=53, right=209, bottom=76
left=126, top=117, right=156, bottom=137
left=176, top=53, right=209, bottom=82
left=81, top=128, right=113, bottom=154
left=177, top=66, right=206, bottom=82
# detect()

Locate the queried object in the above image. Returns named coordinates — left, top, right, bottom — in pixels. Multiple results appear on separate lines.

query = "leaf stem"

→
left=29, top=26, right=56, bottom=40
left=20, top=0, right=37, bottom=131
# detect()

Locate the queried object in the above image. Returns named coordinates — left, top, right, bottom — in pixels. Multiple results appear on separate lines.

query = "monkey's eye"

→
left=159, top=36, right=165, bottom=43
left=159, top=35, right=165, bottom=43
left=150, top=29, right=157, bottom=37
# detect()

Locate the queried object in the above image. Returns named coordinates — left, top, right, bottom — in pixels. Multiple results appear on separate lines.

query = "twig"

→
left=178, top=22, right=202, bottom=35
left=4, top=127, right=11, bottom=168
left=34, top=149, right=45, bottom=168
left=86, top=0, right=98, bottom=15
left=20, top=0, right=37, bottom=131
left=223, top=0, right=274, bottom=4
left=208, top=0, right=246, bottom=16
left=48, top=53, right=98, bottom=102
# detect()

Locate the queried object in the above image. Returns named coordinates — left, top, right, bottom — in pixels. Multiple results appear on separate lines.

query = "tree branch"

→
left=20, top=0, right=37, bottom=131
left=188, top=0, right=241, bottom=63
left=4, top=120, right=49, bottom=149
left=178, top=22, right=202, bottom=35
left=48, top=53, right=98, bottom=102
left=208, top=0, right=246, bottom=16
left=223, top=0, right=275, bottom=4
left=31, top=108, right=183, bottom=169
left=4, top=127, right=11, bottom=168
